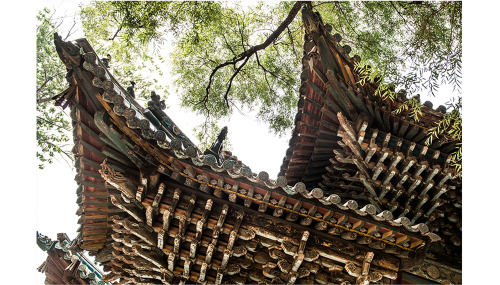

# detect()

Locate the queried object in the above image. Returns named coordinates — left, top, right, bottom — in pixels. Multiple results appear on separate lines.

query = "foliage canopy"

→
left=38, top=1, right=462, bottom=172
left=79, top=0, right=461, bottom=122
left=36, top=8, right=73, bottom=169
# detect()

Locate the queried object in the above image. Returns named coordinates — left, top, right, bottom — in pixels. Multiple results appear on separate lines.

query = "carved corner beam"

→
left=329, top=112, right=455, bottom=228
left=100, top=160, right=138, bottom=201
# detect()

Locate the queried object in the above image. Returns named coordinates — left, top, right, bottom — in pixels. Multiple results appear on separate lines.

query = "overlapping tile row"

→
left=69, top=89, right=142, bottom=252
left=68, top=61, right=119, bottom=251
left=37, top=232, right=108, bottom=284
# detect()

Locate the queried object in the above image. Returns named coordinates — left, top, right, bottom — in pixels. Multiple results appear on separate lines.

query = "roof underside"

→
left=279, top=6, right=461, bottom=266
left=50, top=5, right=461, bottom=285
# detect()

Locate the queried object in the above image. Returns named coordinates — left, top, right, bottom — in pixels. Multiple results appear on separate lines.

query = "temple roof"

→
left=49, top=5, right=461, bottom=284
left=280, top=6, right=461, bottom=265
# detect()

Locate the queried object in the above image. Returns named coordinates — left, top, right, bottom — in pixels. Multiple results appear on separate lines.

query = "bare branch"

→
left=255, top=52, right=277, bottom=99
left=221, top=33, right=237, bottom=57
left=236, top=14, right=247, bottom=51
left=64, top=18, right=78, bottom=41
left=390, top=1, right=414, bottom=33
left=335, top=2, right=361, bottom=38
left=39, top=138, right=74, bottom=165
left=37, top=70, right=62, bottom=94
left=312, top=2, right=330, bottom=8
left=335, top=2, right=378, bottom=54
left=37, top=97, right=56, bottom=104
left=255, top=50, right=296, bottom=91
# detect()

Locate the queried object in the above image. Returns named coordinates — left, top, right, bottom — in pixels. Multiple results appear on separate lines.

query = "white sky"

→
left=3, top=0, right=499, bottom=284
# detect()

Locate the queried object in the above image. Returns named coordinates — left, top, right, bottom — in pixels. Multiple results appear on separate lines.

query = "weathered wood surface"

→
left=53, top=10, right=461, bottom=283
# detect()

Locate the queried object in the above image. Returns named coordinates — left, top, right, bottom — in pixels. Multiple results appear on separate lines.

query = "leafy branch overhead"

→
left=201, top=1, right=309, bottom=109
left=40, top=1, right=461, bottom=172
left=79, top=1, right=460, bottom=135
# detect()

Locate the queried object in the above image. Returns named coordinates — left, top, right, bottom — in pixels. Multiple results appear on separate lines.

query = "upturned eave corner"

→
left=45, top=5, right=461, bottom=283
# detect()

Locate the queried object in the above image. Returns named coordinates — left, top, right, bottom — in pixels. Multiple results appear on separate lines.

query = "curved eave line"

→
left=58, top=36, right=434, bottom=252
left=97, top=88, right=430, bottom=252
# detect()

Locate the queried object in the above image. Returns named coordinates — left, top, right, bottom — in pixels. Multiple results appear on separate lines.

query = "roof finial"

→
left=203, top=126, right=228, bottom=165
left=102, top=53, right=111, bottom=68
left=127, top=81, right=136, bottom=98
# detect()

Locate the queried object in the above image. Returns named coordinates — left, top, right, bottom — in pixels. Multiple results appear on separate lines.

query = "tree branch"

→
left=36, top=70, right=62, bottom=95
left=202, top=1, right=306, bottom=107
left=255, top=51, right=295, bottom=91
left=37, top=97, right=56, bottom=104
left=39, top=138, right=74, bottom=164
left=312, top=2, right=329, bottom=8
left=221, top=33, right=237, bottom=57
left=37, top=116, right=71, bottom=132
left=390, top=1, right=414, bottom=33
left=255, top=52, right=278, bottom=99
left=64, top=19, right=78, bottom=41
left=335, top=2, right=361, bottom=38
left=335, top=2, right=377, bottom=55
left=109, top=24, right=123, bottom=41
left=287, top=26, right=299, bottom=62
left=223, top=55, right=251, bottom=107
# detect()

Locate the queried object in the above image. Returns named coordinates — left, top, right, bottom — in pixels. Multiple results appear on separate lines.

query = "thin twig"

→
left=221, top=33, right=237, bottom=57
left=64, top=19, right=78, bottom=41
left=335, top=2, right=377, bottom=54
left=390, top=1, right=414, bottom=33
left=223, top=55, right=251, bottom=107
left=40, top=139, right=74, bottom=163
left=312, top=2, right=330, bottom=8
left=255, top=52, right=277, bottom=98
left=335, top=2, right=361, bottom=38
left=109, top=24, right=123, bottom=41
left=287, top=26, right=299, bottom=62
left=37, top=71, right=62, bottom=94
left=37, top=97, right=56, bottom=104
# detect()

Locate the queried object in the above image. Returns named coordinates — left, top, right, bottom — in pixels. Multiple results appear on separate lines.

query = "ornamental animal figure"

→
left=127, top=81, right=136, bottom=98
left=204, top=126, right=228, bottom=164
left=102, top=53, right=112, bottom=68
